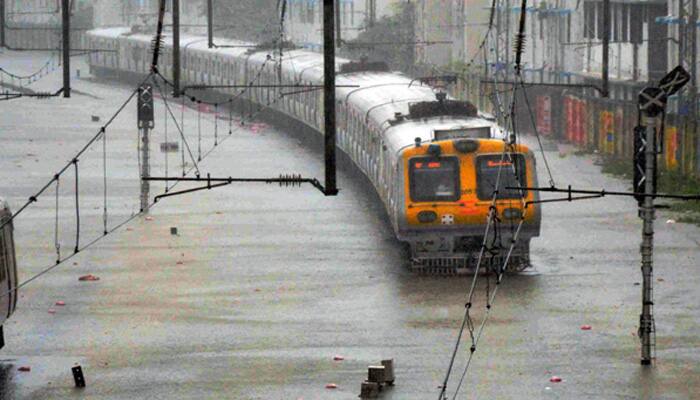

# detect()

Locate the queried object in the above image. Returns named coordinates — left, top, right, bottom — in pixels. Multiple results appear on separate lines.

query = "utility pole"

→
left=504, top=0, right=510, bottom=81
left=689, top=0, right=697, bottom=122
left=457, top=0, right=465, bottom=63
left=0, top=0, right=5, bottom=48
left=172, top=0, right=180, bottom=97
left=323, top=0, right=338, bottom=196
left=636, top=67, right=689, bottom=365
left=601, top=0, right=609, bottom=97
left=495, top=0, right=501, bottom=74
left=138, top=84, right=155, bottom=213
left=207, top=0, right=213, bottom=48
left=638, top=111, right=657, bottom=365
left=62, top=0, right=70, bottom=98
left=335, top=0, right=342, bottom=47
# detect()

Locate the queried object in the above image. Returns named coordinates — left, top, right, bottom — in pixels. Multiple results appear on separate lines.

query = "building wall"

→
left=286, top=0, right=401, bottom=50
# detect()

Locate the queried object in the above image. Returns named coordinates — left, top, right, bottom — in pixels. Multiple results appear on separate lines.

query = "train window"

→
left=476, top=154, right=527, bottom=201
left=409, top=157, right=460, bottom=202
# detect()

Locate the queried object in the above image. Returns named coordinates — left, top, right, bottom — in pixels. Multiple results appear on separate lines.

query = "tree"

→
left=341, top=2, right=415, bottom=73
left=209, top=0, right=280, bottom=43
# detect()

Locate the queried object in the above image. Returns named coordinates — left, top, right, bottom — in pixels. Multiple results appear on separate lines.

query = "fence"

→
left=447, top=68, right=700, bottom=178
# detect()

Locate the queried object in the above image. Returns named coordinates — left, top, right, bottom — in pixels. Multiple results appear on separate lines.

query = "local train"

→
left=85, top=27, right=541, bottom=273
left=0, top=198, right=19, bottom=349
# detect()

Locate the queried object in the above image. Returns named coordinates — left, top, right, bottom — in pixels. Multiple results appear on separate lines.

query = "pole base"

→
left=640, top=359, right=652, bottom=366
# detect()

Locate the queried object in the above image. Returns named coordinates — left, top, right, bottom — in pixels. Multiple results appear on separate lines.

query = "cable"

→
left=152, top=75, right=202, bottom=177
left=102, top=128, right=108, bottom=234
left=0, top=73, right=153, bottom=232
left=438, top=3, right=532, bottom=396
left=214, top=104, right=219, bottom=146
left=197, top=101, right=202, bottom=161
left=54, top=175, right=60, bottom=263
left=516, top=74, right=557, bottom=187
left=164, top=94, right=169, bottom=191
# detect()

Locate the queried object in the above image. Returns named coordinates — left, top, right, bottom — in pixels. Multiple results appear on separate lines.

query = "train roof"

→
left=87, top=28, right=255, bottom=58
left=87, top=27, right=500, bottom=156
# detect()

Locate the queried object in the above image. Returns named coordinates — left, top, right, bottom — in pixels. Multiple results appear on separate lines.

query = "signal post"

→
left=635, top=66, right=689, bottom=365
left=138, top=84, right=155, bottom=212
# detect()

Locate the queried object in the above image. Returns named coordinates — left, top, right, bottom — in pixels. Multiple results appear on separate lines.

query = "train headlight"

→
left=454, top=139, right=479, bottom=153
left=503, top=208, right=523, bottom=220
left=417, top=211, right=438, bottom=223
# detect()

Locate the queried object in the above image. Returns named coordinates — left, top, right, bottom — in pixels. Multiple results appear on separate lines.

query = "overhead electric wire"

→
left=0, top=73, right=152, bottom=231
left=438, top=1, right=535, bottom=397
left=0, top=0, right=304, bottom=300
left=516, top=74, right=557, bottom=187
left=151, top=76, right=202, bottom=177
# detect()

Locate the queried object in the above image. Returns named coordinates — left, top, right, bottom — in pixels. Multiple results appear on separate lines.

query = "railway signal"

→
left=632, top=126, right=648, bottom=206
left=635, top=65, right=689, bottom=366
left=658, top=65, right=691, bottom=97
left=138, top=84, right=155, bottom=212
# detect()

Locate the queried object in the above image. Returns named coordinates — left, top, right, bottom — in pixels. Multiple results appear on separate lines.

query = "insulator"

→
left=513, top=33, right=527, bottom=72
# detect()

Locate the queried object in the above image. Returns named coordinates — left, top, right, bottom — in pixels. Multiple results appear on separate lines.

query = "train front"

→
left=396, top=137, right=541, bottom=274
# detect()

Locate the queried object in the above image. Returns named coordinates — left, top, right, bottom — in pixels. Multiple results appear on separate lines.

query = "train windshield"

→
left=476, top=154, right=527, bottom=200
left=409, top=157, right=460, bottom=202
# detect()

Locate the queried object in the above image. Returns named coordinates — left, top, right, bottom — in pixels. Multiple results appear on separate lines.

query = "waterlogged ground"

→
left=0, top=50, right=699, bottom=399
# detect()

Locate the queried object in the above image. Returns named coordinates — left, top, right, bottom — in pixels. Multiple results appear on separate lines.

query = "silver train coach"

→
left=85, top=28, right=541, bottom=273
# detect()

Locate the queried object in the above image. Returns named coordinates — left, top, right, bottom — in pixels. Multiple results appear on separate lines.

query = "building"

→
left=286, top=0, right=401, bottom=50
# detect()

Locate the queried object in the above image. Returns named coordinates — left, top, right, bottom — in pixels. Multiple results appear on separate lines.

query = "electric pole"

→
left=686, top=0, right=698, bottom=122
left=601, top=0, right=609, bottom=97
left=207, top=0, right=214, bottom=48
left=335, top=0, right=342, bottom=47
left=1, top=0, right=5, bottom=48
left=323, top=0, right=338, bottom=196
left=62, top=0, right=71, bottom=98
left=172, top=0, right=180, bottom=97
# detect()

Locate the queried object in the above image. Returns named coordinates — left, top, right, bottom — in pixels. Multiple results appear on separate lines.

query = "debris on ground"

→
left=18, top=366, right=31, bottom=372
left=78, top=274, right=100, bottom=281
left=549, top=376, right=562, bottom=383
left=325, top=383, right=337, bottom=389
left=333, top=355, right=345, bottom=361
left=55, top=301, right=65, bottom=306
left=580, top=325, right=592, bottom=331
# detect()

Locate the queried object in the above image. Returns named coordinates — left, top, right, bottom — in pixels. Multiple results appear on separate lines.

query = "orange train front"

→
left=396, top=138, right=541, bottom=273
left=85, top=28, right=541, bottom=274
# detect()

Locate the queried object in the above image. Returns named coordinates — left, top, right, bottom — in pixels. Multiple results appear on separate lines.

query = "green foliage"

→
left=211, top=0, right=280, bottom=43
left=600, top=155, right=700, bottom=224
left=600, top=155, right=632, bottom=179
left=341, top=2, right=415, bottom=72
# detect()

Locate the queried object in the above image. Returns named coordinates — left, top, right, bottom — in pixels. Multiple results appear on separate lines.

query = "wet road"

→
left=1, top=51, right=699, bottom=399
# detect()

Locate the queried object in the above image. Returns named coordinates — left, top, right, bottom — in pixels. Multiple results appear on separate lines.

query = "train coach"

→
left=0, top=198, right=19, bottom=349
left=85, top=27, right=541, bottom=273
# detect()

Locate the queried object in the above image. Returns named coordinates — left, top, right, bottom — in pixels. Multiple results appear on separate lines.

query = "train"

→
left=85, top=27, right=541, bottom=273
left=0, top=198, right=19, bottom=349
